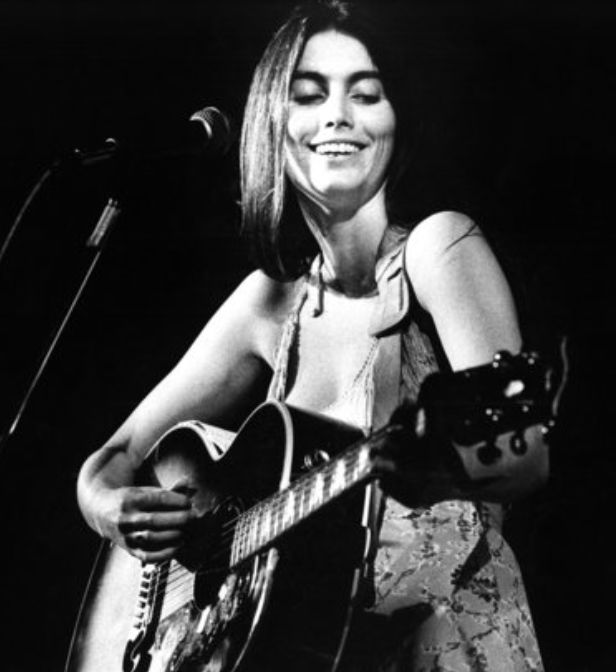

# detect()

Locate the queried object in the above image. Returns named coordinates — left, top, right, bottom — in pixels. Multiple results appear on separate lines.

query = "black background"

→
left=0, top=1, right=614, bottom=670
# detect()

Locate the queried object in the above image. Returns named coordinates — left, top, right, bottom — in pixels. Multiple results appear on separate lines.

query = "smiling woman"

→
left=75, top=2, right=551, bottom=671
left=240, top=0, right=413, bottom=282
left=285, top=30, right=396, bottom=216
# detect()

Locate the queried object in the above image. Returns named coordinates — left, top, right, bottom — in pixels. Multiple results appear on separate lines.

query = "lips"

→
left=310, top=141, right=365, bottom=156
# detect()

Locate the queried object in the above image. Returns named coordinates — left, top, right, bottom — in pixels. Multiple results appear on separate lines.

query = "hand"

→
left=372, top=437, right=467, bottom=508
left=96, top=485, right=197, bottom=563
left=372, top=409, right=549, bottom=506
left=369, top=404, right=470, bottom=507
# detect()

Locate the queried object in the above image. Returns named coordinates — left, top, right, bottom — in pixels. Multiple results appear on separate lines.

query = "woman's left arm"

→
left=400, top=211, right=549, bottom=502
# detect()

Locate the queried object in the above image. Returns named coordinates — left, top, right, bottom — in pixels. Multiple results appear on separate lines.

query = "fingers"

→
left=112, top=486, right=199, bottom=561
left=128, top=487, right=193, bottom=512
left=122, top=516, right=191, bottom=563
left=370, top=454, right=398, bottom=478
left=129, top=544, right=182, bottom=564
left=121, top=526, right=188, bottom=558
left=117, top=488, right=195, bottom=531
left=119, top=508, right=196, bottom=533
left=125, top=528, right=184, bottom=550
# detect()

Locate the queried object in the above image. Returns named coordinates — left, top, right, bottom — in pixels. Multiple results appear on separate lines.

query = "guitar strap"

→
left=359, top=239, right=414, bottom=593
left=368, top=241, right=411, bottom=431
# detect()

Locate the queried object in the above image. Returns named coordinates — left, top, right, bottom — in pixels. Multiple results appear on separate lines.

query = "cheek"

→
left=284, top=140, right=312, bottom=196
left=376, top=108, right=396, bottom=145
left=285, top=113, right=318, bottom=185
left=373, top=110, right=396, bottom=169
left=286, top=109, right=316, bottom=147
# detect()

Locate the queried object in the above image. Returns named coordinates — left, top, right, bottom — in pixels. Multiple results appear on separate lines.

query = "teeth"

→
left=314, top=142, right=361, bottom=155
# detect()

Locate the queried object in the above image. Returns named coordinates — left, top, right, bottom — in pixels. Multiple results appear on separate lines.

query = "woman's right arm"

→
left=77, top=270, right=287, bottom=562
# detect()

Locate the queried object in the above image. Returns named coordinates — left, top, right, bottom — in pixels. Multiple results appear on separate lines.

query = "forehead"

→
left=295, top=29, right=377, bottom=76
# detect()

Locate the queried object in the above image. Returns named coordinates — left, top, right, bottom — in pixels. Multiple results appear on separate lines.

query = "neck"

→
left=299, top=188, right=390, bottom=297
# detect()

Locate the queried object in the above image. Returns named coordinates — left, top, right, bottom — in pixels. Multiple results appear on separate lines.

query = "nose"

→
left=322, top=90, right=353, bottom=129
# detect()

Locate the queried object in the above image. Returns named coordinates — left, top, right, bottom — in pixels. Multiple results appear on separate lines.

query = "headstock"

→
left=415, top=343, right=568, bottom=448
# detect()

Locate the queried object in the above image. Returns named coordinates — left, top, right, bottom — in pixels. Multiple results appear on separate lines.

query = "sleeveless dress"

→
left=267, top=239, right=544, bottom=672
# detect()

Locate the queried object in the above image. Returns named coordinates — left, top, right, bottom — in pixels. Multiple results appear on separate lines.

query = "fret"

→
left=353, top=445, right=370, bottom=482
left=260, top=507, right=272, bottom=545
left=231, top=517, right=242, bottom=565
left=283, top=490, right=295, bottom=527
left=329, top=457, right=346, bottom=497
left=248, top=509, right=260, bottom=556
left=242, top=513, right=250, bottom=560
left=230, top=440, right=374, bottom=567
left=298, top=477, right=309, bottom=521
left=242, top=515, right=250, bottom=559
left=271, top=495, right=282, bottom=538
left=230, top=525, right=238, bottom=565
left=270, top=501, right=280, bottom=539
left=240, top=513, right=249, bottom=560
left=309, top=472, right=325, bottom=511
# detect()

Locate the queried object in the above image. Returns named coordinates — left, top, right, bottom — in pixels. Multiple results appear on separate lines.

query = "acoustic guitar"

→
left=65, top=350, right=563, bottom=672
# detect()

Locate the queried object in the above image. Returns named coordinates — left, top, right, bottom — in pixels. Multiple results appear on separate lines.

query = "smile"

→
left=311, top=142, right=364, bottom=156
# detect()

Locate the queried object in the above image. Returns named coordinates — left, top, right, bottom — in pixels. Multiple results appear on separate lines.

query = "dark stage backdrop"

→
left=0, top=1, right=614, bottom=670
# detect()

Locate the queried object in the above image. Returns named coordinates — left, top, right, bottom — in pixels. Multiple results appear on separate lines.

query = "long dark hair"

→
left=240, top=0, right=413, bottom=280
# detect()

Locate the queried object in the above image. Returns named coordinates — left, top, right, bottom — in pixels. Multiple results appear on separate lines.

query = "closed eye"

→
left=352, top=93, right=381, bottom=104
left=292, top=94, right=324, bottom=105
left=292, top=93, right=381, bottom=106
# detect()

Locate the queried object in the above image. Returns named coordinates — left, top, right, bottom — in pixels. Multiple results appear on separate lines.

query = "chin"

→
left=289, top=170, right=381, bottom=213
left=312, top=174, right=368, bottom=196
left=319, top=181, right=379, bottom=207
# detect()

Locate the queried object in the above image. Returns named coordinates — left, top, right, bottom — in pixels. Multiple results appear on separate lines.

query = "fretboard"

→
left=229, top=438, right=374, bottom=566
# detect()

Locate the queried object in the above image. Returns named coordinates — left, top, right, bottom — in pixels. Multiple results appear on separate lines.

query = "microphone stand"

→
left=0, top=166, right=55, bottom=268
left=0, top=196, right=122, bottom=457
left=0, top=107, right=229, bottom=456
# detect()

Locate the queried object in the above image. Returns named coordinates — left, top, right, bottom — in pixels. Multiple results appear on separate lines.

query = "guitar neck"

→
left=227, top=348, right=561, bottom=568
left=229, top=432, right=379, bottom=566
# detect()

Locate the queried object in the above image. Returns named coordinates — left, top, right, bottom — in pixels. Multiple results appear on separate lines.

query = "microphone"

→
left=66, top=106, right=232, bottom=168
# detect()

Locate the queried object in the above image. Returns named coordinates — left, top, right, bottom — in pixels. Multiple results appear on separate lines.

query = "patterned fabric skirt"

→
left=342, top=498, right=544, bottom=672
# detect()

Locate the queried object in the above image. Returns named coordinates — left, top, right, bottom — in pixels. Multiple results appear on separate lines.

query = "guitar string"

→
left=140, top=402, right=538, bottom=610
left=143, top=448, right=370, bottom=607
left=153, top=393, right=532, bottom=592
left=158, top=457, right=373, bottom=612
left=148, top=424, right=534, bottom=611
left=215, top=436, right=369, bottom=538
left=159, top=392, right=529, bottom=577
left=147, top=450, right=359, bottom=597
left=206, top=444, right=367, bottom=560
left=135, top=372, right=542, bottom=609
left=151, top=415, right=488, bottom=603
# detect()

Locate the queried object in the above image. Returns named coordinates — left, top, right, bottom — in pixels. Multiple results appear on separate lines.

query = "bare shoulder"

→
left=403, top=211, right=520, bottom=369
left=110, top=271, right=302, bottom=447
left=404, top=211, right=501, bottom=296
left=230, top=269, right=302, bottom=322
left=222, top=269, right=302, bottom=365
left=405, top=210, right=481, bottom=268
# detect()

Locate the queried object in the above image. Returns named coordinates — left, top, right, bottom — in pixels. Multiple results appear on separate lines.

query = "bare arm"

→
left=394, top=211, right=549, bottom=502
left=77, top=270, right=288, bottom=561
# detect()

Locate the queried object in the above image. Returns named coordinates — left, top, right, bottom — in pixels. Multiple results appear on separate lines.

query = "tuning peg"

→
left=510, top=431, right=528, bottom=456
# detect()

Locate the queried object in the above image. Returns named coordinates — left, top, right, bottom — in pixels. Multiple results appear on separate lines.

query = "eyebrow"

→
left=291, top=69, right=382, bottom=85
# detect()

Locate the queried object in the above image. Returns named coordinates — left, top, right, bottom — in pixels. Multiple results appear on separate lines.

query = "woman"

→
left=77, top=1, right=548, bottom=669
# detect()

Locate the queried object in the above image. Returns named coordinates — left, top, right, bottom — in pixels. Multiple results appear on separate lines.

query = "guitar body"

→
left=67, top=350, right=561, bottom=672
left=66, top=401, right=368, bottom=672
